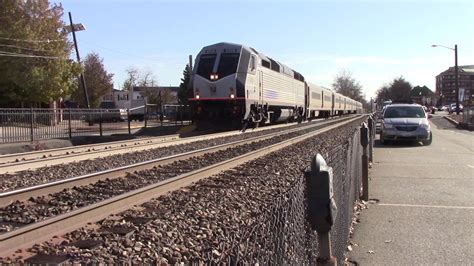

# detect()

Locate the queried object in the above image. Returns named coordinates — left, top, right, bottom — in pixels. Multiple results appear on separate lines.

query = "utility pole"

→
left=68, top=12, right=90, bottom=109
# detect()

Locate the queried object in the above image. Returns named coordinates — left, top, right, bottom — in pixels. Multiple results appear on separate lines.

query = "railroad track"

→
left=0, top=121, right=313, bottom=174
left=0, top=115, right=364, bottom=258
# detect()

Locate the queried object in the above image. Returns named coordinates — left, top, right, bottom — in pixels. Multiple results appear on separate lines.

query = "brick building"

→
left=435, top=65, right=474, bottom=106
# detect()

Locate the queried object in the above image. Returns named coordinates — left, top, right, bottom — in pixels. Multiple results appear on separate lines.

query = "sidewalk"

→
left=348, top=119, right=474, bottom=264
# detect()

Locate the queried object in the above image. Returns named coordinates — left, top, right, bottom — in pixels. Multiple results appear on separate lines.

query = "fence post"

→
left=144, top=104, right=148, bottom=129
left=367, top=116, right=374, bottom=163
left=306, top=154, right=337, bottom=266
left=360, top=123, right=369, bottom=201
left=29, top=107, right=34, bottom=142
left=68, top=108, right=72, bottom=139
left=99, top=110, right=103, bottom=137
left=127, top=109, right=131, bottom=135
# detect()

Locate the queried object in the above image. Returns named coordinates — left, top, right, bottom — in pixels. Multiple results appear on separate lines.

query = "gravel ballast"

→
left=0, top=118, right=365, bottom=264
left=0, top=123, right=311, bottom=192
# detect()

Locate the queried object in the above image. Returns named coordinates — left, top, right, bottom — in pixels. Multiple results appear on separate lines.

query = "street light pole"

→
left=432, top=44, right=460, bottom=114
left=454, top=44, right=459, bottom=115
left=68, top=12, right=90, bottom=109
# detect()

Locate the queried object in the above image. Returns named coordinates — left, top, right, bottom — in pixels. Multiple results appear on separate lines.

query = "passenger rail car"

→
left=189, top=42, right=362, bottom=128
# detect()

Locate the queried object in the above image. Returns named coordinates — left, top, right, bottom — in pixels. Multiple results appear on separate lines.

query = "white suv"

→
left=380, top=104, right=432, bottom=145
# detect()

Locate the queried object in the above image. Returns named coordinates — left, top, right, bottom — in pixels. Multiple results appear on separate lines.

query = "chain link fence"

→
left=195, top=116, right=373, bottom=265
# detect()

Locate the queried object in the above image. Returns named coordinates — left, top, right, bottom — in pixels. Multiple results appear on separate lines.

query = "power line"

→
left=81, top=40, right=157, bottom=62
left=0, top=52, right=65, bottom=60
left=81, top=40, right=185, bottom=64
left=0, top=43, right=54, bottom=53
left=0, top=36, right=63, bottom=43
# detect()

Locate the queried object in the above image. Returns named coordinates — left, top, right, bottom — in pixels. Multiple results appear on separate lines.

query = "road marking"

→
left=468, top=165, right=474, bottom=169
left=378, top=203, right=474, bottom=210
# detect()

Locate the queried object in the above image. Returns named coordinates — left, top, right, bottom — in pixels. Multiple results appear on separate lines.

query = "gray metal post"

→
left=68, top=108, right=72, bottom=139
left=367, top=116, right=374, bottom=163
left=29, top=107, right=34, bottom=142
left=306, top=154, right=337, bottom=266
left=360, top=123, right=369, bottom=201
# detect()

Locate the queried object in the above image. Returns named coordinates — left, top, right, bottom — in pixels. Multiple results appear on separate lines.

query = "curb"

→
left=443, top=116, right=459, bottom=126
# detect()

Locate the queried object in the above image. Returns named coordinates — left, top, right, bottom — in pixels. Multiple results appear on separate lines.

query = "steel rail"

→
left=0, top=121, right=305, bottom=174
left=0, top=116, right=349, bottom=206
left=0, top=115, right=364, bottom=258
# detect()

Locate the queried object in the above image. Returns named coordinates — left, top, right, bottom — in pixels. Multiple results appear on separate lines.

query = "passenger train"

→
left=189, top=42, right=363, bottom=128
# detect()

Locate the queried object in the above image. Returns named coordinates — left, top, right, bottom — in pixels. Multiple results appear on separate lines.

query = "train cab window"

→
left=197, top=54, right=217, bottom=78
left=249, top=55, right=256, bottom=72
left=269, top=58, right=280, bottom=72
left=217, top=53, right=240, bottom=77
left=262, top=59, right=270, bottom=68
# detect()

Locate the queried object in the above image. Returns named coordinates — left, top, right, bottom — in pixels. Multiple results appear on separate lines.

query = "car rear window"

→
left=384, top=106, right=426, bottom=118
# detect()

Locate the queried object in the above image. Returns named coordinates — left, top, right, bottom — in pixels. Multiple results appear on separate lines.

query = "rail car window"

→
left=249, top=55, right=256, bottom=71
left=324, top=96, right=332, bottom=101
left=217, top=53, right=240, bottom=77
left=269, top=58, right=280, bottom=72
left=312, top=92, right=321, bottom=99
left=197, top=54, right=217, bottom=78
left=262, top=59, right=270, bottom=68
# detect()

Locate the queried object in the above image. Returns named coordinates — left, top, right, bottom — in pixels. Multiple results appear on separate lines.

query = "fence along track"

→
left=0, top=118, right=320, bottom=173
left=0, top=116, right=363, bottom=258
left=0, top=116, right=354, bottom=207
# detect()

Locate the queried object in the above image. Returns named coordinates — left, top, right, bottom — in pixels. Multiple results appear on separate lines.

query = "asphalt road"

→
left=349, top=113, right=474, bottom=265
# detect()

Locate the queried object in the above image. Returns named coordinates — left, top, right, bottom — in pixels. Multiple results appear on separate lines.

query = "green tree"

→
left=389, top=77, right=412, bottom=102
left=178, top=64, right=191, bottom=104
left=376, top=77, right=412, bottom=103
left=0, top=0, right=80, bottom=107
left=332, top=70, right=364, bottom=102
left=72, top=53, right=114, bottom=108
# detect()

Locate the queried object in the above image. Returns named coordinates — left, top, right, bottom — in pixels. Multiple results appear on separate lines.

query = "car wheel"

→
left=422, top=132, right=432, bottom=146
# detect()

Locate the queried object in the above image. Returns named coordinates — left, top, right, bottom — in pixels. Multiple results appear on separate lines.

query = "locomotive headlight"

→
left=196, top=94, right=200, bottom=99
left=230, top=93, right=235, bottom=99
left=210, top=74, right=219, bottom=80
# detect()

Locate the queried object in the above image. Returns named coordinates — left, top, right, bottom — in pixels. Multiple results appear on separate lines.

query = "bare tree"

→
left=332, top=70, right=364, bottom=102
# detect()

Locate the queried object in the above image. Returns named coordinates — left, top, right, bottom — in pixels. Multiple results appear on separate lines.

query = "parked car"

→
left=438, top=105, right=448, bottom=111
left=448, top=103, right=463, bottom=113
left=85, top=109, right=127, bottom=123
left=380, top=104, right=432, bottom=145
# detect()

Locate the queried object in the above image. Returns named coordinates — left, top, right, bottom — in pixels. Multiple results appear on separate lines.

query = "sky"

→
left=60, top=0, right=474, bottom=100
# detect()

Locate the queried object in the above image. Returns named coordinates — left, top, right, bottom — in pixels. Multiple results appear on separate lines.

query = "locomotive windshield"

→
left=196, top=54, right=217, bottom=78
left=217, top=53, right=240, bottom=77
